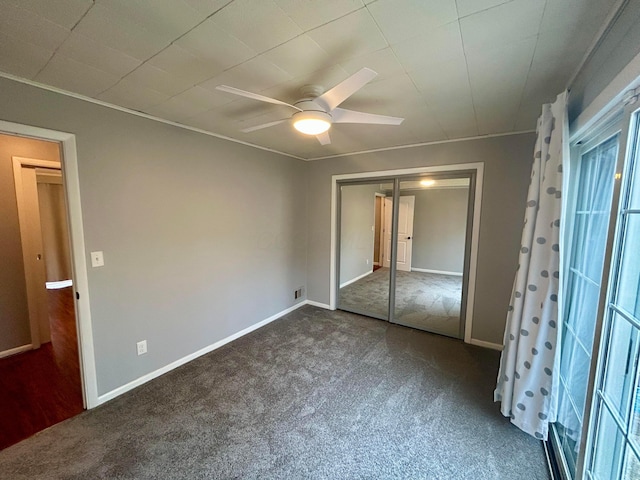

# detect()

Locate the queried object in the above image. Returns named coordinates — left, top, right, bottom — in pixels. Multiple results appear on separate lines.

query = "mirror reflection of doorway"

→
left=337, top=173, right=473, bottom=340
left=382, top=195, right=415, bottom=271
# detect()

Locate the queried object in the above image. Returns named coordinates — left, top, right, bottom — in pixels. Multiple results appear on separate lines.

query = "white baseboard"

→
left=411, top=267, right=463, bottom=276
left=469, top=338, right=503, bottom=351
left=305, top=300, right=333, bottom=310
left=0, top=343, right=32, bottom=359
left=96, top=300, right=308, bottom=405
left=46, top=279, right=73, bottom=289
left=340, top=269, right=373, bottom=288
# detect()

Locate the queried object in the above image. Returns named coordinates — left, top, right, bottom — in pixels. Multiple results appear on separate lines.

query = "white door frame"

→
left=13, top=156, right=62, bottom=348
left=374, top=193, right=385, bottom=266
left=330, top=162, right=484, bottom=344
left=1, top=120, right=98, bottom=408
left=382, top=197, right=392, bottom=268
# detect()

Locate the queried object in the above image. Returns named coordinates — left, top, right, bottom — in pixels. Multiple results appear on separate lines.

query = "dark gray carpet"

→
left=339, top=268, right=462, bottom=337
left=0, top=306, right=548, bottom=479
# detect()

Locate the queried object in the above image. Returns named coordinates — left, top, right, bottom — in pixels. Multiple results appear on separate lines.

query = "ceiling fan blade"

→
left=316, top=131, right=331, bottom=145
left=316, top=68, right=378, bottom=111
left=241, top=119, right=288, bottom=133
left=216, top=85, right=302, bottom=111
left=332, top=108, right=404, bottom=125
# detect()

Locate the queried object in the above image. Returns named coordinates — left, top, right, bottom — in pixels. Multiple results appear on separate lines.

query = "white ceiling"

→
left=0, top=0, right=618, bottom=160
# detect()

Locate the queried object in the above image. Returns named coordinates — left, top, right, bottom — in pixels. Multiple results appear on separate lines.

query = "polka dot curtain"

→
left=494, top=91, right=568, bottom=440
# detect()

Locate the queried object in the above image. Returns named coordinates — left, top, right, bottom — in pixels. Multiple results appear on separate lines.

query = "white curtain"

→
left=494, top=91, right=568, bottom=440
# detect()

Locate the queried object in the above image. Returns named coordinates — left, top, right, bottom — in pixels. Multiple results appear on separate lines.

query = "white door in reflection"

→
left=382, top=196, right=414, bottom=272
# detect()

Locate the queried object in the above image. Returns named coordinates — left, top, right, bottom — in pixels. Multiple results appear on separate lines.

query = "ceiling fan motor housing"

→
left=293, top=100, right=329, bottom=114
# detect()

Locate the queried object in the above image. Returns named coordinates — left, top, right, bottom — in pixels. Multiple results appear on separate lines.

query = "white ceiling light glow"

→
left=292, top=111, right=332, bottom=135
left=420, top=179, right=435, bottom=187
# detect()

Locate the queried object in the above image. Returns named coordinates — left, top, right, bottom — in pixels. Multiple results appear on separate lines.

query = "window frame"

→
left=549, top=113, right=623, bottom=479
left=584, top=101, right=640, bottom=479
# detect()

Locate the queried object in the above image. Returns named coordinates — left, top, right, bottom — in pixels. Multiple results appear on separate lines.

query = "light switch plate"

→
left=91, top=251, right=104, bottom=267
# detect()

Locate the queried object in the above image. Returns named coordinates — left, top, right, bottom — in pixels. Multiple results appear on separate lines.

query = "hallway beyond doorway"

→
left=0, top=287, right=83, bottom=449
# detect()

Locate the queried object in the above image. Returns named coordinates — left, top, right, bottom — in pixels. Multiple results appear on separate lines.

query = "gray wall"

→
left=569, top=0, right=640, bottom=121
left=307, top=134, right=535, bottom=344
left=411, top=187, right=468, bottom=274
left=339, top=184, right=378, bottom=285
left=0, top=77, right=307, bottom=395
left=0, top=133, right=61, bottom=352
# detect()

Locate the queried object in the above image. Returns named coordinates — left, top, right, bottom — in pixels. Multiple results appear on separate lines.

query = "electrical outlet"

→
left=137, top=340, right=147, bottom=356
left=294, top=287, right=305, bottom=299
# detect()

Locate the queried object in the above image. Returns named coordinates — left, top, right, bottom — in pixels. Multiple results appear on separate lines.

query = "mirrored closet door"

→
left=391, top=175, right=472, bottom=339
left=337, top=181, right=391, bottom=321
left=336, top=172, right=475, bottom=340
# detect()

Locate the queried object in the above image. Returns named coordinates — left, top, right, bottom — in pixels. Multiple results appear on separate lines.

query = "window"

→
left=552, top=129, right=620, bottom=477
left=587, top=109, right=640, bottom=479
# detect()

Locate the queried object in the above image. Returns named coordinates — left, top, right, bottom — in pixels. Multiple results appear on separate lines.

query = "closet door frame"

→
left=331, top=162, right=484, bottom=346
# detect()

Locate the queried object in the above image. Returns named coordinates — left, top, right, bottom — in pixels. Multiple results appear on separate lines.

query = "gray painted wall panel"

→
left=0, top=77, right=307, bottom=395
left=569, top=0, right=640, bottom=121
left=339, top=184, right=378, bottom=285
left=411, top=188, right=468, bottom=274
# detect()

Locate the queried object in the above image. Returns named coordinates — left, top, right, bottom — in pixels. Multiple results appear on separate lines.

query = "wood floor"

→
left=0, top=287, right=84, bottom=450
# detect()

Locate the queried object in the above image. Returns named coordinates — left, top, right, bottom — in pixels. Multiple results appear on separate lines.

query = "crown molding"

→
left=306, top=130, right=536, bottom=161
left=0, top=71, right=535, bottom=162
left=0, top=72, right=304, bottom=161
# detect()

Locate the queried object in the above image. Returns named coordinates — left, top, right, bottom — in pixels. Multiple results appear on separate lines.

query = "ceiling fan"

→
left=215, top=68, right=404, bottom=145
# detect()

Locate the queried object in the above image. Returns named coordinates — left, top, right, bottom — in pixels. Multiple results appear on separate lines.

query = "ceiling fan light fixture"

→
left=292, top=111, right=332, bottom=135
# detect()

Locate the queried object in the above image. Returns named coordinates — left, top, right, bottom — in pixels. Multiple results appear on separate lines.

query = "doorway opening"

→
left=332, top=164, right=482, bottom=342
left=0, top=134, right=83, bottom=449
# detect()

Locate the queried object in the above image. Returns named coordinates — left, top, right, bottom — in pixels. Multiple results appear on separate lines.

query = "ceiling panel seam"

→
left=512, top=1, right=548, bottom=131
